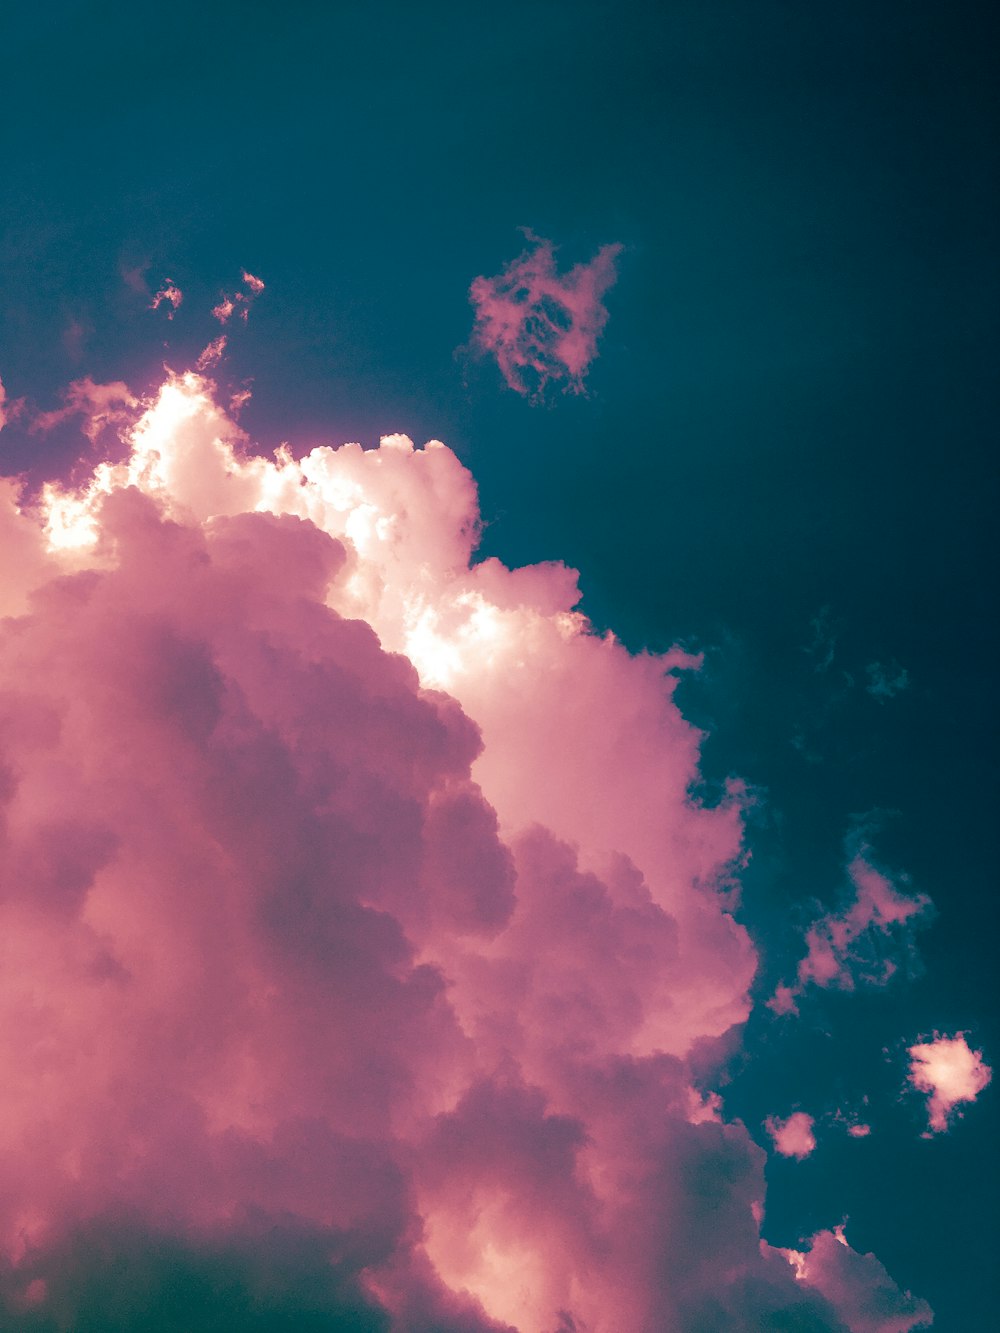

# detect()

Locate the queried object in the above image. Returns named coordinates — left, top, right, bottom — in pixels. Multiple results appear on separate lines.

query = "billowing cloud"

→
left=468, top=232, right=622, bottom=398
left=770, top=845, right=933, bottom=1015
left=150, top=279, right=183, bottom=318
left=213, top=270, right=266, bottom=324
left=765, top=1111, right=817, bottom=1160
left=0, top=366, right=932, bottom=1329
left=777, top=1226, right=933, bottom=1332
left=30, top=377, right=138, bottom=443
left=908, top=1033, right=992, bottom=1134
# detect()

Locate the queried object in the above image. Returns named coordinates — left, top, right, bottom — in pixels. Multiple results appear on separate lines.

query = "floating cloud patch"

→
left=765, top=1111, right=817, bottom=1160
left=907, top=1033, right=992, bottom=1134
left=769, top=845, right=933, bottom=1016
left=0, top=364, right=956, bottom=1330
left=468, top=232, right=621, bottom=399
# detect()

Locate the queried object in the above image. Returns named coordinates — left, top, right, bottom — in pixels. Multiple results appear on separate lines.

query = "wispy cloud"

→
left=770, top=843, right=932, bottom=1015
left=468, top=231, right=622, bottom=399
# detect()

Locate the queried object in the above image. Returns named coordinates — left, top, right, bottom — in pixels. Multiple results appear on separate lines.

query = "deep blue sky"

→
left=2, top=2, right=998, bottom=1327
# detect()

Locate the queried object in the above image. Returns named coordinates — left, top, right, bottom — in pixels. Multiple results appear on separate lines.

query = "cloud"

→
left=213, top=270, right=266, bottom=324
left=150, top=279, right=183, bottom=318
left=30, top=377, right=138, bottom=442
left=765, top=1111, right=817, bottom=1160
left=0, top=375, right=7, bottom=432
left=777, top=1226, right=933, bottom=1332
left=908, top=1032, right=992, bottom=1134
left=468, top=232, right=622, bottom=398
left=769, top=843, right=933, bottom=1015
left=867, top=660, right=910, bottom=701
left=196, top=334, right=228, bottom=371
left=0, top=366, right=931, bottom=1330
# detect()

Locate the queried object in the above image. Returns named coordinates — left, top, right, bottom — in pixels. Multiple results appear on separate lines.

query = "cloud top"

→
left=469, top=232, right=622, bottom=398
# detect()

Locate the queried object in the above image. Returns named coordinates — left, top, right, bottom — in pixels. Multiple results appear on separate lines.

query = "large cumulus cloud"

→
left=0, top=371, right=930, bottom=1330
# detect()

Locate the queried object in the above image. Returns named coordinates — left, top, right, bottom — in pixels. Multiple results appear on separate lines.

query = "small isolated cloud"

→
left=468, top=230, right=622, bottom=399
left=31, top=377, right=138, bottom=443
left=0, top=376, right=7, bottom=433
left=196, top=334, right=228, bottom=372
left=213, top=269, right=266, bottom=324
left=867, top=660, right=910, bottom=701
left=769, top=844, right=933, bottom=1015
left=908, top=1032, right=992, bottom=1134
left=777, top=1225, right=933, bottom=1332
left=765, top=1111, right=816, bottom=1160
left=150, top=279, right=183, bottom=318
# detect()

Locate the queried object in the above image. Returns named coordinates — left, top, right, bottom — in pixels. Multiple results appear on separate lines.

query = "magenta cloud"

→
left=908, top=1032, right=992, bottom=1133
left=213, top=269, right=266, bottom=324
left=149, top=279, right=183, bottom=317
left=776, top=1227, right=933, bottom=1332
left=765, top=1111, right=817, bottom=1160
left=468, top=232, right=622, bottom=398
left=770, top=845, right=933, bottom=1015
left=0, top=364, right=943, bottom=1328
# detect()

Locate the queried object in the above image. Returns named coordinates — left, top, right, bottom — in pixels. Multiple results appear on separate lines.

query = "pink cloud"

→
left=213, top=269, right=266, bottom=324
left=0, top=376, right=7, bottom=432
left=30, top=377, right=138, bottom=443
left=196, top=334, right=228, bottom=371
left=769, top=845, right=933, bottom=1014
left=468, top=231, right=622, bottom=398
left=150, top=279, right=183, bottom=318
left=777, top=1226, right=933, bottom=1331
left=908, top=1032, right=992, bottom=1134
left=765, top=1111, right=817, bottom=1159
left=0, top=367, right=930, bottom=1330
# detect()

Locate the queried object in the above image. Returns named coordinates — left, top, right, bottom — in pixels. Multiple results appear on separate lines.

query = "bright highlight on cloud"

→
left=0, top=363, right=948, bottom=1329
left=765, top=1111, right=817, bottom=1160
left=468, top=232, right=622, bottom=398
left=770, top=846, right=933, bottom=1015
left=908, top=1033, right=992, bottom=1134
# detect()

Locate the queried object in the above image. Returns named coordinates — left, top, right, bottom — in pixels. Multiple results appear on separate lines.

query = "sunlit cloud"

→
left=149, top=279, right=183, bottom=318
left=213, top=270, right=266, bottom=324
left=908, top=1033, right=992, bottom=1134
left=0, top=359, right=940, bottom=1330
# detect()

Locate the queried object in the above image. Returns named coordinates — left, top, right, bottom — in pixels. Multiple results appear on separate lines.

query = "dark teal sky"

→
left=2, top=2, right=997, bottom=1327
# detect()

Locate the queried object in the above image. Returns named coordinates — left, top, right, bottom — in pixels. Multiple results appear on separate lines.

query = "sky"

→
left=0, top=2, right=997, bottom=1330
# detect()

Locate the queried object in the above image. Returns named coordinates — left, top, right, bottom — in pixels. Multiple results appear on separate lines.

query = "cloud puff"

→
left=213, top=270, right=266, bottom=325
left=0, top=375, right=7, bottom=433
left=908, top=1033, right=992, bottom=1134
left=770, top=845, right=933, bottom=1015
left=468, top=232, right=622, bottom=398
left=150, top=279, right=183, bottom=318
left=777, top=1226, right=933, bottom=1332
left=765, top=1111, right=817, bottom=1160
left=0, top=367, right=931, bottom=1330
